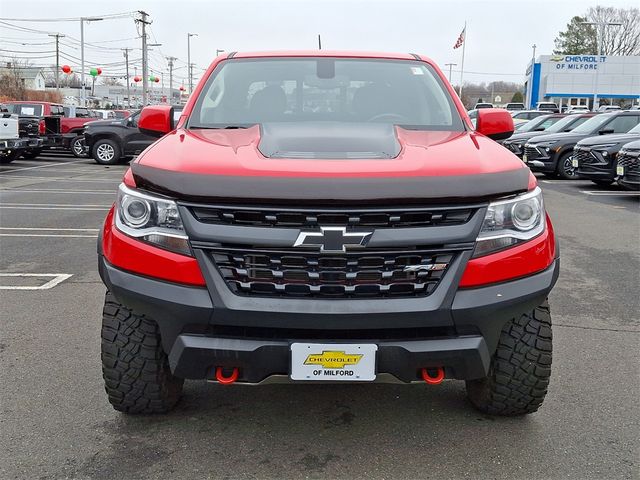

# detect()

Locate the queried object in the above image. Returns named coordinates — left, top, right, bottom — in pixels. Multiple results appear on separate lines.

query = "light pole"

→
left=581, top=21, right=622, bottom=110
left=187, top=33, right=198, bottom=93
left=167, top=56, right=177, bottom=104
left=146, top=43, right=162, bottom=104
left=80, top=17, right=103, bottom=106
left=444, top=63, right=457, bottom=83
left=216, top=49, right=225, bottom=56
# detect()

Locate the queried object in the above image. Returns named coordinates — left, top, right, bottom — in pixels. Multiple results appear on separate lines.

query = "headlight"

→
left=473, top=187, right=545, bottom=257
left=115, top=183, right=191, bottom=256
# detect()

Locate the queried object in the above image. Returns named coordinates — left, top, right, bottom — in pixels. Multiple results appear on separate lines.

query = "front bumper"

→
left=618, top=172, right=640, bottom=190
left=98, top=255, right=560, bottom=383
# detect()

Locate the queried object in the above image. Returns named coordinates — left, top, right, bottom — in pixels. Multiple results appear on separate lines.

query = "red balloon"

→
left=133, top=76, right=141, bottom=83
left=61, top=65, right=71, bottom=74
left=96, top=68, right=102, bottom=75
left=179, top=86, right=185, bottom=91
left=154, top=77, right=160, bottom=83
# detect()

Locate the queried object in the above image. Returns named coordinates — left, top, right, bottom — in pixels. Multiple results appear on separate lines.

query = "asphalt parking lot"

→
left=0, top=152, right=638, bottom=480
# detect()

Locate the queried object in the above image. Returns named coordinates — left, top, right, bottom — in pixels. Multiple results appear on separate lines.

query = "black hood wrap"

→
left=131, top=164, right=531, bottom=206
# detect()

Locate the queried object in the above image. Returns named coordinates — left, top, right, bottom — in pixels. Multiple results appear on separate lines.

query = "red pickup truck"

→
left=4, top=101, right=97, bottom=157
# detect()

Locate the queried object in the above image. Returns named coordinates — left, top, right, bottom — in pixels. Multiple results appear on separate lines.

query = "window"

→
left=6, top=103, right=43, bottom=116
left=606, top=115, right=640, bottom=133
left=189, top=58, right=463, bottom=131
left=50, top=105, right=63, bottom=116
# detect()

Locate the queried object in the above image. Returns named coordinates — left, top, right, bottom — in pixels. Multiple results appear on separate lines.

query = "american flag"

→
left=453, top=27, right=466, bottom=49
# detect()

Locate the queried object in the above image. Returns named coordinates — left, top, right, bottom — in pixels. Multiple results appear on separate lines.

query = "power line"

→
left=0, top=12, right=136, bottom=22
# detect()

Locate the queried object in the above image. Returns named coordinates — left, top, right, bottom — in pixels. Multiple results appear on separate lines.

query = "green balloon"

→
left=90, top=68, right=98, bottom=77
left=149, top=75, right=155, bottom=82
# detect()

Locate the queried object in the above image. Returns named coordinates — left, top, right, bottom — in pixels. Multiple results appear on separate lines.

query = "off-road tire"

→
left=101, top=291, right=183, bottom=414
left=557, top=151, right=578, bottom=180
left=92, top=139, right=121, bottom=165
left=466, top=301, right=552, bottom=416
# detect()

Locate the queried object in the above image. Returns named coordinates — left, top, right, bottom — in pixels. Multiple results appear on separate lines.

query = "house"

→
left=0, top=65, right=47, bottom=91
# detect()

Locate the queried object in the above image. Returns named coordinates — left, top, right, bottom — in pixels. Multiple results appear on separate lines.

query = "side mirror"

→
left=138, top=105, right=174, bottom=137
left=599, top=128, right=614, bottom=135
left=533, top=127, right=546, bottom=131
left=475, top=108, right=514, bottom=141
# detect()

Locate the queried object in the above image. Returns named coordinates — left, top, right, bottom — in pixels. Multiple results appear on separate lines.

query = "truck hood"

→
left=132, top=124, right=530, bottom=205
left=576, top=132, right=640, bottom=147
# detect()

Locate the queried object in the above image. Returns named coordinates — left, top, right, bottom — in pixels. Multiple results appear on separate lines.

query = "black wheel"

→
left=71, top=135, right=87, bottom=158
left=21, top=148, right=42, bottom=159
left=466, top=301, right=552, bottom=416
left=556, top=152, right=578, bottom=180
left=591, top=179, right=614, bottom=187
left=92, top=139, right=121, bottom=165
left=0, top=150, right=20, bottom=164
left=101, top=291, right=183, bottom=414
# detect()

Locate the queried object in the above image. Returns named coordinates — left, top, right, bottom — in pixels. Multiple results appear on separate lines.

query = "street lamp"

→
left=187, top=33, right=198, bottom=93
left=80, top=17, right=103, bottom=106
left=581, top=21, right=622, bottom=110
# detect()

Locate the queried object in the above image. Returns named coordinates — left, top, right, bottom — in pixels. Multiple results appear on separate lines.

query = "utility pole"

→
left=444, top=63, right=457, bottom=83
left=187, top=33, right=197, bottom=93
left=122, top=48, right=132, bottom=108
left=137, top=11, right=151, bottom=106
left=48, top=33, right=65, bottom=94
left=80, top=17, right=103, bottom=106
left=581, top=21, right=621, bottom=110
left=167, top=56, right=176, bottom=104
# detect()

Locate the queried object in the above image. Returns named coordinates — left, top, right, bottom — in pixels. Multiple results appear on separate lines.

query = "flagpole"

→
left=458, top=21, right=466, bottom=98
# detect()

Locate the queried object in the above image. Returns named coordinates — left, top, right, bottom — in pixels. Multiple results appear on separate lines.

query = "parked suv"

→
left=98, top=52, right=559, bottom=416
left=574, top=123, right=640, bottom=186
left=524, top=111, right=640, bottom=179
left=503, top=113, right=594, bottom=158
left=536, top=102, right=560, bottom=113
left=616, top=140, right=640, bottom=190
left=504, top=102, right=525, bottom=111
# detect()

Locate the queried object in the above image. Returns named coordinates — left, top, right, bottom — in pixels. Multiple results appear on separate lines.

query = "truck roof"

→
left=229, top=50, right=431, bottom=62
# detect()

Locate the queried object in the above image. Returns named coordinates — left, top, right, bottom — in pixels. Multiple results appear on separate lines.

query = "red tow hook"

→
left=421, top=367, right=445, bottom=385
left=215, top=367, right=239, bottom=385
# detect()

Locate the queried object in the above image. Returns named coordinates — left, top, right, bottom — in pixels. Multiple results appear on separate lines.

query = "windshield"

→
left=518, top=116, right=551, bottom=132
left=571, top=114, right=614, bottom=134
left=545, top=115, right=584, bottom=133
left=189, top=58, right=463, bottom=131
left=6, top=103, right=43, bottom=116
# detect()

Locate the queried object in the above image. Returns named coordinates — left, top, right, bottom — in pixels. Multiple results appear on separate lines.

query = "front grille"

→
left=190, top=205, right=474, bottom=229
left=211, top=247, right=455, bottom=298
left=574, top=148, right=600, bottom=166
left=506, top=142, right=523, bottom=156
left=617, top=151, right=640, bottom=171
left=524, top=145, right=541, bottom=159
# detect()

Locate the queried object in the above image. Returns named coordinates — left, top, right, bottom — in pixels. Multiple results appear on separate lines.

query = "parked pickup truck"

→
left=3, top=101, right=63, bottom=158
left=0, top=111, right=29, bottom=164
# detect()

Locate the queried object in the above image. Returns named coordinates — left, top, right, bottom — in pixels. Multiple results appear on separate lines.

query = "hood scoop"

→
left=258, top=122, right=401, bottom=159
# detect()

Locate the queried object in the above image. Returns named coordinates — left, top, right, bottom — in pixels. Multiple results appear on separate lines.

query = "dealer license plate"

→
left=523, top=154, right=528, bottom=163
left=290, top=343, right=377, bottom=381
left=572, top=158, right=579, bottom=167
left=617, top=166, right=625, bottom=175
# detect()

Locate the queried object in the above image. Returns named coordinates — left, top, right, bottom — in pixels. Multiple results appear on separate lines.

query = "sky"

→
left=0, top=0, right=637, bottom=87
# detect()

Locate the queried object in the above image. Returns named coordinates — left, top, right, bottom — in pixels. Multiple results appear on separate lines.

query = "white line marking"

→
left=0, top=207, right=107, bottom=211
left=0, top=160, right=86, bottom=174
left=541, top=180, right=590, bottom=184
left=0, top=273, right=73, bottom=290
left=580, top=191, right=640, bottom=196
left=0, top=234, right=97, bottom=238
left=0, top=189, right=114, bottom=194
left=0, top=175, right=121, bottom=182
left=0, top=203, right=111, bottom=207
left=0, top=227, right=99, bottom=231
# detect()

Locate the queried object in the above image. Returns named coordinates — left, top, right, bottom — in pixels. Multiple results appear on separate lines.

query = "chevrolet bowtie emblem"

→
left=293, top=227, right=373, bottom=253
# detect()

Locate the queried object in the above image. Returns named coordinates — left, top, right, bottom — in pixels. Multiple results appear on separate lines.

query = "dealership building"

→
left=524, top=54, right=640, bottom=109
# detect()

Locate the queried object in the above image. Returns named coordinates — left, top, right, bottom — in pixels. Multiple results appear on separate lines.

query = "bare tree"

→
left=101, top=76, right=123, bottom=87
left=587, top=6, right=640, bottom=55
left=0, top=58, right=30, bottom=100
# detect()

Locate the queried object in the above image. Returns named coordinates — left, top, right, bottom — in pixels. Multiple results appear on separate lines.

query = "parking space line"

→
left=0, top=273, right=73, bottom=290
left=0, top=207, right=108, bottom=211
left=0, top=189, right=115, bottom=194
left=0, top=175, right=122, bottom=182
left=1, top=203, right=111, bottom=207
left=0, top=160, right=87, bottom=174
left=0, top=227, right=99, bottom=232
left=0, top=233, right=97, bottom=238
left=580, top=191, right=640, bottom=196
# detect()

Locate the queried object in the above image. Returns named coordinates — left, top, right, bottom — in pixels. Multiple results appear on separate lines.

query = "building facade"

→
left=525, top=55, right=640, bottom=109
